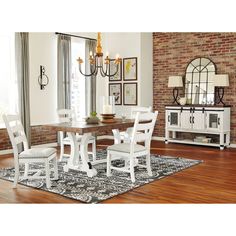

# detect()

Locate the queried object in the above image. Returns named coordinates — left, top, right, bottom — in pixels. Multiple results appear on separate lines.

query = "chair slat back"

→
left=130, top=106, right=152, bottom=119
left=130, top=111, right=158, bottom=150
left=2, top=114, right=29, bottom=157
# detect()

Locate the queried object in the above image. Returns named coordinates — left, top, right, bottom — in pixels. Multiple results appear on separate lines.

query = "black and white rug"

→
left=0, top=150, right=202, bottom=203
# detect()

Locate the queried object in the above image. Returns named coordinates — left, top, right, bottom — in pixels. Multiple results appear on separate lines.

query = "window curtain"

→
left=57, top=35, right=71, bottom=110
left=85, top=39, right=96, bottom=116
left=15, top=32, right=31, bottom=146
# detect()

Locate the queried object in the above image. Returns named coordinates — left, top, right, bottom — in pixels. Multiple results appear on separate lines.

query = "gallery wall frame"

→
left=123, top=82, right=138, bottom=105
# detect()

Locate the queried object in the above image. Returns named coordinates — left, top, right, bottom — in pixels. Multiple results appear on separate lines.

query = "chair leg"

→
left=45, top=160, right=51, bottom=188
left=92, top=139, right=96, bottom=161
left=130, top=157, right=135, bottom=183
left=53, top=156, right=59, bottom=180
left=106, top=152, right=112, bottom=177
left=59, top=142, right=64, bottom=161
left=13, top=166, right=20, bottom=188
left=146, top=153, right=152, bottom=176
left=24, top=163, right=29, bottom=177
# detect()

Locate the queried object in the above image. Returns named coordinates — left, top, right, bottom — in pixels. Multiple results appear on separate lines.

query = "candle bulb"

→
left=114, top=54, right=121, bottom=64
left=77, top=57, right=83, bottom=64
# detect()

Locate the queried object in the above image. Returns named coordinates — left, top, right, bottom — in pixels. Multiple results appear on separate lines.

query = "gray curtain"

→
left=57, top=35, right=71, bottom=109
left=85, top=40, right=96, bottom=116
left=15, top=32, right=31, bottom=146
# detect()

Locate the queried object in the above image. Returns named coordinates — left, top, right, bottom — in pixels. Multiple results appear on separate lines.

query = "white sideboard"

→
left=165, top=105, right=231, bottom=150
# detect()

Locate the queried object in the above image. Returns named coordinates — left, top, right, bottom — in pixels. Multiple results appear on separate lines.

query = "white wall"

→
left=98, top=32, right=153, bottom=117
left=29, top=33, right=57, bottom=125
left=28, top=32, right=153, bottom=125
left=140, top=33, right=153, bottom=107
left=29, top=32, right=96, bottom=125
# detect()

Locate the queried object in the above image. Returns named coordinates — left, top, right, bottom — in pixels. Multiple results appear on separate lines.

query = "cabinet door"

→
left=166, top=110, right=181, bottom=128
left=180, top=110, right=192, bottom=129
left=192, top=110, right=206, bottom=130
left=206, top=111, right=222, bottom=131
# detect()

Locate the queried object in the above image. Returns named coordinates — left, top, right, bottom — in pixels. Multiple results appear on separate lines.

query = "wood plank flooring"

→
left=0, top=140, right=235, bottom=203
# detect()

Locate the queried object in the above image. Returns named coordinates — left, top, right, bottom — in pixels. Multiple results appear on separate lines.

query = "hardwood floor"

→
left=0, top=140, right=236, bottom=203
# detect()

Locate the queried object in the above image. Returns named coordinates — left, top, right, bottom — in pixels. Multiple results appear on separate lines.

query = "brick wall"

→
left=0, top=126, right=57, bottom=151
left=153, top=32, right=236, bottom=142
left=0, top=125, right=116, bottom=151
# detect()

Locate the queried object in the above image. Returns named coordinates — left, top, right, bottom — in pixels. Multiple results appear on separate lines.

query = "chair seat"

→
left=19, top=147, right=57, bottom=159
left=107, top=143, right=146, bottom=153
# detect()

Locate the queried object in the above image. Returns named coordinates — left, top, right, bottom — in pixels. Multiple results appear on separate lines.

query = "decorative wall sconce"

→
left=168, top=76, right=183, bottom=104
left=38, top=65, right=49, bottom=90
left=214, top=74, right=229, bottom=105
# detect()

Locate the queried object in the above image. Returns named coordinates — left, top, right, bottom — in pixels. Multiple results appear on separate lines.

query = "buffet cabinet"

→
left=165, top=106, right=230, bottom=150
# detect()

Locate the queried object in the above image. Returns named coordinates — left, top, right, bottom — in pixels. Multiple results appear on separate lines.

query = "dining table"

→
left=45, top=119, right=135, bottom=177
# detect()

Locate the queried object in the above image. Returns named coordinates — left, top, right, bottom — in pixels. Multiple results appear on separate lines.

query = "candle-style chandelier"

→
left=77, top=32, right=121, bottom=78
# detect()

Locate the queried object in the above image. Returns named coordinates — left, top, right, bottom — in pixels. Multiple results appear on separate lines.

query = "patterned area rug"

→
left=0, top=150, right=202, bottom=203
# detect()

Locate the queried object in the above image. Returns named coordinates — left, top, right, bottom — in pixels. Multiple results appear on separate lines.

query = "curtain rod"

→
left=55, top=32, right=97, bottom=41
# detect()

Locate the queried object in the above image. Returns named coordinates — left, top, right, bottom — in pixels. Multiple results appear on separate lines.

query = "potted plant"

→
left=86, top=111, right=100, bottom=124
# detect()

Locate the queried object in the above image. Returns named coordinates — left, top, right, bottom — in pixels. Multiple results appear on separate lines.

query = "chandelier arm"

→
left=101, top=63, right=108, bottom=77
left=78, top=59, right=97, bottom=77
left=99, top=67, right=106, bottom=77
left=107, top=64, right=119, bottom=77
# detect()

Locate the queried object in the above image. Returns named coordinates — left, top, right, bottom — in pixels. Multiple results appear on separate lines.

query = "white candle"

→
left=103, top=105, right=113, bottom=114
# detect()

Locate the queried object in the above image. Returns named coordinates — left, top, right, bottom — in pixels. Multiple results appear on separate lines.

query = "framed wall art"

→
left=123, top=57, right=137, bottom=81
left=109, top=83, right=122, bottom=105
left=109, top=59, right=122, bottom=81
left=123, top=83, right=137, bottom=105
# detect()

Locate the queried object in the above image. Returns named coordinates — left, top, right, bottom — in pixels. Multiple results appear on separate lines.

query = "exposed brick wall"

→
left=0, top=126, right=57, bottom=151
left=31, top=126, right=57, bottom=146
left=0, top=128, right=12, bottom=150
left=0, top=125, right=118, bottom=151
left=153, top=32, right=236, bottom=142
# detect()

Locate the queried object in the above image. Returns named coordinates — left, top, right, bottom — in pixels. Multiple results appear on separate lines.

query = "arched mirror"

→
left=185, top=57, right=216, bottom=105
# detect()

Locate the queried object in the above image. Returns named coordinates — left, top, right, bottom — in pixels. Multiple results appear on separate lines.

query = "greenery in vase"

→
left=90, top=111, right=97, bottom=117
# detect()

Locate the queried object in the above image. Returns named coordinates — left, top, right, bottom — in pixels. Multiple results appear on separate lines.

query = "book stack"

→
left=194, top=136, right=212, bottom=143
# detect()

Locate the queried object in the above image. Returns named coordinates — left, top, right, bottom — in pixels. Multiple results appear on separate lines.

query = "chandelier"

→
left=77, top=32, right=121, bottom=78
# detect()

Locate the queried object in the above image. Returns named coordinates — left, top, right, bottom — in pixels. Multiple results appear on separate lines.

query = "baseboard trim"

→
left=32, top=142, right=58, bottom=148
left=97, top=135, right=114, bottom=140
left=152, top=136, right=165, bottom=141
left=1, top=137, right=236, bottom=155
left=229, top=143, right=236, bottom=148
left=96, top=135, right=165, bottom=141
left=0, top=149, right=13, bottom=155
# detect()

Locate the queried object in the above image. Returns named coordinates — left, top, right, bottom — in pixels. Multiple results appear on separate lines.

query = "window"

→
left=71, top=37, right=86, bottom=121
left=0, top=33, right=18, bottom=126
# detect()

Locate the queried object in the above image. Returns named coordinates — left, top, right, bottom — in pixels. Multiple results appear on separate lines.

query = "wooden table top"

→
left=44, top=119, right=135, bottom=134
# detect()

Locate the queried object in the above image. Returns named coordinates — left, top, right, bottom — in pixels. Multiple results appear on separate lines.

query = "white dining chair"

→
left=57, top=109, right=96, bottom=161
left=114, top=106, right=152, bottom=144
left=3, top=114, right=58, bottom=189
left=107, top=111, right=158, bottom=183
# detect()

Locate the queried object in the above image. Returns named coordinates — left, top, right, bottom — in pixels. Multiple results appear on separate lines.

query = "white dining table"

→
left=45, top=119, right=135, bottom=177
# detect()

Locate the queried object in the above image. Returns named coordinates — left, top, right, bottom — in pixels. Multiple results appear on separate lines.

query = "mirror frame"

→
left=184, top=57, right=216, bottom=105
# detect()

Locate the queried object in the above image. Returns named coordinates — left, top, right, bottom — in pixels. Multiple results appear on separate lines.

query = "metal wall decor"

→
left=38, top=65, right=49, bottom=90
left=185, top=57, right=216, bottom=105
